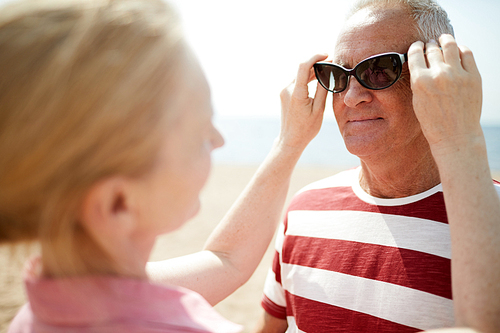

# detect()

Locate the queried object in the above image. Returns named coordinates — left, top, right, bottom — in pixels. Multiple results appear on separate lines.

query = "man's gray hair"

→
left=347, top=0, right=454, bottom=42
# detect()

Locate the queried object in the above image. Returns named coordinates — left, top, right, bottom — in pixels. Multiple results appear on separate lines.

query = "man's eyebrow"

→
left=334, top=59, right=349, bottom=68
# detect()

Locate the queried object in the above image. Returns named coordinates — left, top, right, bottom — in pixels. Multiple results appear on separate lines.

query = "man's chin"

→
left=343, top=139, right=382, bottom=159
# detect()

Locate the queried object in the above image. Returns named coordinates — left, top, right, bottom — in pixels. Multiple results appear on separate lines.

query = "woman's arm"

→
left=147, top=54, right=328, bottom=305
left=409, top=35, right=500, bottom=333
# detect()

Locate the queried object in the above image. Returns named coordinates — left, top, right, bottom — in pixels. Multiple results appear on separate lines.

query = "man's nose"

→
left=342, top=76, right=373, bottom=108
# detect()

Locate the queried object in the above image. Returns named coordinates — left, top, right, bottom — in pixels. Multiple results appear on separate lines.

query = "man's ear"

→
left=78, top=177, right=137, bottom=242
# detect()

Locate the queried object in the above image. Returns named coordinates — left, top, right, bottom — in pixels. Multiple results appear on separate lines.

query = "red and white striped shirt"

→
left=262, top=167, right=500, bottom=332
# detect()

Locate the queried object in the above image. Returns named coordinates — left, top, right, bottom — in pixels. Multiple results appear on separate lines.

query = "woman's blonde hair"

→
left=0, top=0, right=185, bottom=276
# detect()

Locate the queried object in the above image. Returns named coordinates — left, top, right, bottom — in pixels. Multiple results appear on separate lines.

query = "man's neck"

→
left=358, top=146, right=440, bottom=199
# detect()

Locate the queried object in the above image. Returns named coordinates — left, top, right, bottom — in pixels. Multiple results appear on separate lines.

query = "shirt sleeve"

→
left=261, top=222, right=287, bottom=319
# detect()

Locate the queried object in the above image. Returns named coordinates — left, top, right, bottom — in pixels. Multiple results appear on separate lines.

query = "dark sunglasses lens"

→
left=356, top=54, right=401, bottom=89
left=315, top=64, right=347, bottom=92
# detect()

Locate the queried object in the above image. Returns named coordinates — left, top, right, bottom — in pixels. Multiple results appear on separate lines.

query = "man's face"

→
left=332, top=5, right=424, bottom=162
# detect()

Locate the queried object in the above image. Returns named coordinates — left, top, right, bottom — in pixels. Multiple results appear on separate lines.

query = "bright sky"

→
left=170, top=0, right=500, bottom=125
left=0, top=0, right=497, bottom=124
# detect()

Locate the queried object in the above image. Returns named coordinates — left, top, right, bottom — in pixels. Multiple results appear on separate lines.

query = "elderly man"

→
left=255, top=0, right=500, bottom=332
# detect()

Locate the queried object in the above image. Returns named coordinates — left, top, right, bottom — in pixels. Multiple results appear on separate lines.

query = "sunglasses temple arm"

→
left=402, top=53, right=408, bottom=64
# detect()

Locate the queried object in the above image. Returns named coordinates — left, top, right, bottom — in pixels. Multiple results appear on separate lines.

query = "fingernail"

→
left=429, top=39, right=437, bottom=44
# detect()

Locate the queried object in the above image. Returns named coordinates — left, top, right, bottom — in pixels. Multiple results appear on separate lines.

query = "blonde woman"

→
left=0, top=0, right=328, bottom=332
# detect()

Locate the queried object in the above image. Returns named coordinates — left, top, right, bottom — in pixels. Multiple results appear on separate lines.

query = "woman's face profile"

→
left=133, top=55, right=224, bottom=236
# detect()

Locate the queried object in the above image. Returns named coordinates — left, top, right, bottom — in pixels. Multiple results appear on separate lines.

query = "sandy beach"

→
left=1, top=164, right=499, bottom=333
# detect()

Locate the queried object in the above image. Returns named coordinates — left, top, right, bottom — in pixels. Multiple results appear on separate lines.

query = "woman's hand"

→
left=277, top=54, right=328, bottom=152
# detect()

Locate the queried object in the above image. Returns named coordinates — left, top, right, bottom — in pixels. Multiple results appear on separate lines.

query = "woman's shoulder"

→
left=16, top=274, right=242, bottom=333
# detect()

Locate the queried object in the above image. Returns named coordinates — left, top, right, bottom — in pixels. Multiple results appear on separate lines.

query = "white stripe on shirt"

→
left=282, top=264, right=454, bottom=330
left=287, top=210, right=451, bottom=259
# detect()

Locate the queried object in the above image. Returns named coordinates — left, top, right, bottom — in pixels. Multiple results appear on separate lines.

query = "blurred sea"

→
left=213, top=116, right=500, bottom=173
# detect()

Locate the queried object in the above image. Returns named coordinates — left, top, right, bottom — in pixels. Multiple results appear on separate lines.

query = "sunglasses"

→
left=314, top=52, right=408, bottom=93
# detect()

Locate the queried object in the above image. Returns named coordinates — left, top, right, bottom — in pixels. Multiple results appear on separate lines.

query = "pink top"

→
left=8, top=259, right=242, bottom=333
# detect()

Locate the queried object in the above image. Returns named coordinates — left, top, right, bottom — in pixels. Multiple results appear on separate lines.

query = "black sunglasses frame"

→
left=314, top=52, right=408, bottom=93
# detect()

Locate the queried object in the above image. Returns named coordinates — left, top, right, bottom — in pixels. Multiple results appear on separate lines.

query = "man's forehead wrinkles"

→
left=336, top=57, right=350, bottom=68
left=333, top=40, right=355, bottom=67
left=334, top=46, right=362, bottom=69
left=334, top=34, right=368, bottom=68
